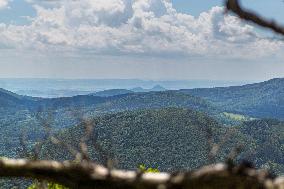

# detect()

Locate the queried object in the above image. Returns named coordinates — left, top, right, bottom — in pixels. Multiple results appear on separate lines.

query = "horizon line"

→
left=0, top=77, right=261, bottom=82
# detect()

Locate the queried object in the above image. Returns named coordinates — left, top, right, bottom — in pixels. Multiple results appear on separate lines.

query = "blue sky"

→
left=0, top=0, right=284, bottom=81
left=0, top=1, right=32, bottom=25
left=2, top=1, right=284, bottom=25
left=173, top=0, right=284, bottom=23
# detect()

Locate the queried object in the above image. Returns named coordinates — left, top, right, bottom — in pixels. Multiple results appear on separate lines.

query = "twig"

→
left=226, top=0, right=284, bottom=36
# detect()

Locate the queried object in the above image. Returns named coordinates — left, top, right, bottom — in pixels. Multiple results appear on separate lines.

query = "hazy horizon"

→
left=0, top=78, right=266, bottom=98
left=0, top=77, right=263, bottom=98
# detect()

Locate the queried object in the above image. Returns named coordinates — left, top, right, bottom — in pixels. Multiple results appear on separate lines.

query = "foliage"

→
left=41, top=107, right=283, bottom=174
left=223, top=112, right=254, bottom=122
left=41, top=108, right=223, bottom=171
left=28, top=182, right=68, bottom=189
left=138, top=164, right=159, bottom=173
left=239, top=119, right=284, bottom=174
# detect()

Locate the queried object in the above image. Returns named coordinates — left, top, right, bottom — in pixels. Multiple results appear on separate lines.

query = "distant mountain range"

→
left=131, top=85, right=167, bottom=92
left=0, top=78, right=249, bottom=98
left=90, top=85, right=167, bottom=97
left=1, top=78, right=284, bottom=119
left=180, top=78, right=284, bottom=120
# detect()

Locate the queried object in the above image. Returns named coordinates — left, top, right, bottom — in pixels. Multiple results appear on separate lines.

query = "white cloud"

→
left=0, top=0, right=283, bottom=59
left=0, top=0, right=10, bottom=9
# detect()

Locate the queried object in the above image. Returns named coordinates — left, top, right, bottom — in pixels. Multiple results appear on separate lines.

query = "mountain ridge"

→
left=180, top=78, right=284, bottom=119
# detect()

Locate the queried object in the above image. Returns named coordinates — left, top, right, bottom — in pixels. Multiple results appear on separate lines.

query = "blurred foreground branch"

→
left=0, top=158, right=283, bottom=189
left=226, top=0, right=284, bottom=36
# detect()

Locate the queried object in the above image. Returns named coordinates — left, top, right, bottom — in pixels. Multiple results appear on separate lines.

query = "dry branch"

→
left=226, top=0, right=284, bottom=36
left=0, top=158, right=283, bottom=189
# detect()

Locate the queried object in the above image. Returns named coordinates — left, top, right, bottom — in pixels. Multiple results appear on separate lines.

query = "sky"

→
left=0, top=0, right=284, bottom=81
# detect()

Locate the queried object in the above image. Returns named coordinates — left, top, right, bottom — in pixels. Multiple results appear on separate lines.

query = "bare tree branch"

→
left=226, top=0, right=284, bottom=36
left=50, top=136, right=80, bottom=160
left=79, top=119, right=95, bottom=162
left=0, top=158, right=282, bottom=189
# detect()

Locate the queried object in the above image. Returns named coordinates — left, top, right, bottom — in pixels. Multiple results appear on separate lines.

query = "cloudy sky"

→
left=0, top=0, right=284, bottom=81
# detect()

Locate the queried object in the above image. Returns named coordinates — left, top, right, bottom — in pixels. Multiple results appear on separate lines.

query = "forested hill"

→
left=41, top=108, right=284, bottom=174
left=94, top=91, right=218, bottom=115
left=239, top=119, right=284, bottom=174
left=0, top=88, right=218, bottom=116
left=0, top=88, right=31, bottom=108
left=89, top=85, right=166, bottom=97
left=0, top=90, right=220, bottom=159
left=41, top=108, right=225, bottom=171
left=180, top=78, right=284, bottom=120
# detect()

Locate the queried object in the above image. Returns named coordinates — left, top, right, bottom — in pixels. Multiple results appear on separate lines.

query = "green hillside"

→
left=180, top=78, right=284, bottom=120
left=95, top=91, right=217, bottom=114
left=0, top=88, right=28, bottom=108
left=239, top=119, right=284, bottom=174
left=0, top=90, right=220, bottom=158
left=0, top=87, right=283, bottom=175
left=41, top=108, right=283, bottom=174
left=41, top=108, right=225, bottom=171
